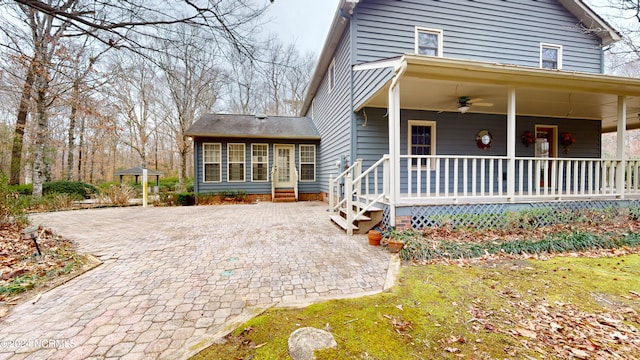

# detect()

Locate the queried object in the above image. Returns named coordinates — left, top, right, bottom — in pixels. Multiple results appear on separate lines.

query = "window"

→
left=328, top=58, right=336, bottom=92
left=251, top=144, right=269, bottom=182
left=415, top=27, right=443, bottom=57
left=227, top=143, right=245, bottom=182
left=408, top=120, right=436, bottom=167
left=203, top=143, right=221, bottom=182
left=299, top=145, right=316, bottom=182
left=540, top=43, right=562, bottom=70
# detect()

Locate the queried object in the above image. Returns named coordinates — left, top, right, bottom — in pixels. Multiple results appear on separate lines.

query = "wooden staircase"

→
left=272, top=188, right=297, bottom=202
left=330, top=202, right=383, bottom=235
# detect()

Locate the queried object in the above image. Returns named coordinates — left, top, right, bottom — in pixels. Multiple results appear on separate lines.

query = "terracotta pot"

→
left=368, top=230, right=382, bottom=246
left=387, top=239, right=404, bottom=253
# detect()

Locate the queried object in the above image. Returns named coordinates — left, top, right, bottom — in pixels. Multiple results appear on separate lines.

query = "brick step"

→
left=273, top=188, right=296, bottom=202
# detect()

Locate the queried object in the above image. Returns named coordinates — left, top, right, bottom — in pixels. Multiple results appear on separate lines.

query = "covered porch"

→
left=330, top=55, right=640, bottom=234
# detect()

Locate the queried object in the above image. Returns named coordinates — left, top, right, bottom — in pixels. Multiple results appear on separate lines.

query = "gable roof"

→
left=185, top=114, right=320, bottom=140
left=300, top=0, right=621, bottom=117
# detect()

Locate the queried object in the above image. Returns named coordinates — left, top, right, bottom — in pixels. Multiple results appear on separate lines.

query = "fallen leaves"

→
left=467, top=297, right=640, bottom=359
left=0, top=223, right=85, bottom=305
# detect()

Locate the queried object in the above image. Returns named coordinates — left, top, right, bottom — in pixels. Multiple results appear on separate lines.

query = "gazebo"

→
left=114, top=167, right=163, bottom=189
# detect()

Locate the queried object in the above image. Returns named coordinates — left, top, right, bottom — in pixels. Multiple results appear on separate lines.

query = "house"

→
left=186, top=114, right=321, bottom=202
left=189, top=0, right=640, bottom=235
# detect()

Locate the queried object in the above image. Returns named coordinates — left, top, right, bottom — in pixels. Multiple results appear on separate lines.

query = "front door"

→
left=274, top=144, right=295, bottom=188
left=535, top=125, right=558, bottom=188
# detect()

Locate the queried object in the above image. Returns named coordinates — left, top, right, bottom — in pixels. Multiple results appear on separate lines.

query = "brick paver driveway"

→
left=0, top=202, right=391, bottom=359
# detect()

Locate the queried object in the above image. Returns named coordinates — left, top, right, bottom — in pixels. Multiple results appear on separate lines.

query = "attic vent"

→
left=255, top=114, right=267, bottom=120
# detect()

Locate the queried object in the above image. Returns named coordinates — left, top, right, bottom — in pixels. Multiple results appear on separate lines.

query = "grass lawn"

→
left=192, top=253, right=640, bottom=359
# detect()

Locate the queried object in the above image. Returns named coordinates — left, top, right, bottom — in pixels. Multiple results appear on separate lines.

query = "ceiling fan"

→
left=457, top=96, right=494, bottom=113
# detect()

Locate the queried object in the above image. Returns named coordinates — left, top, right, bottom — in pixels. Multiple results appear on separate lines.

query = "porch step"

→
left=330, top=214, right=359, bottom=232
left=331, top=203, right=384, bottom=235
left=273, top=188, right=296, bottom=203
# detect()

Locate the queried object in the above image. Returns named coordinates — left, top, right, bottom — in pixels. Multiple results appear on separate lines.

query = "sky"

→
left=263, top=0, right=341, bottom=56
left=263, top=0, right=630, bottom=57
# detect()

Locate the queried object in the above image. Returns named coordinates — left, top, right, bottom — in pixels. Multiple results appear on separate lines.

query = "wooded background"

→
left=0, top=0, right=638, bottom=196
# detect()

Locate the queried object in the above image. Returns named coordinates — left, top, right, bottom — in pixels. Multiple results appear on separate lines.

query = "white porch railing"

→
left=329, top=156, right=389, bottom=235
left=293, top=166, right=299, bottom=201
left=400, top=155, right=640, bottom=202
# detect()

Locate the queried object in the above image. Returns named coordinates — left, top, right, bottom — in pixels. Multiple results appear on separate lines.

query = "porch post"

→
left=616, top=95, right=627, bottom=199
left=388, top=80, right=400, bottom=227
left=388, top=62, right=406, bottom=228
left=506, top=87, right=516, bottom=202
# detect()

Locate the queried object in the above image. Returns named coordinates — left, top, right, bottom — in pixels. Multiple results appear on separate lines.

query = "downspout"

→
left=388, top=61, right=407, bottom=228
left=339, top=8, right=357, bottom=168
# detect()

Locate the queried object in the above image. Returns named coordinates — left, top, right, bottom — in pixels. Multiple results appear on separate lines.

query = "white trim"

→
left=415, top=27, right=443, bottom=57
left=251, top=143, right=269, bottom=182
left=328, top=57, right=336, bottom=93
left=535, top=124, right=559, bottom=158
left=407, top=120, right=437, bottom=169
left=274, top=144, right=296, bottom=188
left=227, top=143, right=245, bottom=182
left=540, top=43, right=563, bottom=70
left=202, top=143, right=221, bottom=183
left=353, top=58, right=402, bottom=72
left=299, top=144, right=316, bottom=182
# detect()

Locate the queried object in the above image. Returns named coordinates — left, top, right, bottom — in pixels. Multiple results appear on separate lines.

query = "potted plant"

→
left=386, top=228, right=406, bottom=253
left=367, top=229, right=382, bottom=246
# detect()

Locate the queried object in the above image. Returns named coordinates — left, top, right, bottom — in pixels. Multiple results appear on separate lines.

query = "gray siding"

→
left=353, top=0, right=603, bottom=73
left=353, top=67, right=393, bottom=110
left=312, top=27, right=353, bottom=193
left=193, top=138, right=320, bottom=195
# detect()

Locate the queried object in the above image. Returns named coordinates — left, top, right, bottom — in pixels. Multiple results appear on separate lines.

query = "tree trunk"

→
left=66, top=82, right=80, bottom=180
left=76, top=115, right=85, bottom=182
left=9, top=61, right=36, bottom=185
left=32, top=73, right=49, bottom=198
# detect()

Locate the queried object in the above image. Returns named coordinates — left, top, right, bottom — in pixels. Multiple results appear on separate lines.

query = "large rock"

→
left=288, top=327, right=337, bottom=360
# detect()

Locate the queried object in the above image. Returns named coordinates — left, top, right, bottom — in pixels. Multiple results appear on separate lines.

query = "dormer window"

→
left=540, top=43, right=562, bottom=70
left=415, top=27, right=443, bottom=57
left=328, top=57, right=336, bottom=92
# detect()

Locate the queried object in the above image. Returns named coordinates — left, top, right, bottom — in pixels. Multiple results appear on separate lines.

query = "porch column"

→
left=388, top=77, right=401, bottom=227
left=388, top=62, right=406, bottom=228
left=616, top=95, right=627, bottom=199
left=506, top=87, right=516, bottom=202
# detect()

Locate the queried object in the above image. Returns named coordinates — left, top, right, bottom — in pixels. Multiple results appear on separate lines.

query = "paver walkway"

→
left=0, top=202, right=390, bottom=359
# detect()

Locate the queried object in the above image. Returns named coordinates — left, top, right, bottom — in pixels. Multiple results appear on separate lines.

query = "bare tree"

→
left=157, top=24, right=219, bottom=185
left=0, top=0, right=271, bottom=195
left=107, top=51, right=161, bottom=168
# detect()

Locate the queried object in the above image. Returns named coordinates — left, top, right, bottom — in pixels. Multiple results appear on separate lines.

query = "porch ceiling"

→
left=359, top=55, right=640, bottom=133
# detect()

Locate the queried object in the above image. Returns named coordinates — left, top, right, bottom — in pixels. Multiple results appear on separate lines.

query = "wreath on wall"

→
left=476, top=130, right=493, bottom=150
left=560, top=132, right=576, bottom=154
left=521, top=131, right=535, bottom=147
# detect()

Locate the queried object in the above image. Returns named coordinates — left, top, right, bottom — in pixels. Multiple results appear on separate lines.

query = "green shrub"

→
left=176, top=192, right=195, bottom=206
left=0, top=175, right=29, bottom=226
left=158, top=177, right=179, bottom=192
left=43, top=181, right=97, bottom=199
left=9, top=183, right=32, bottom=195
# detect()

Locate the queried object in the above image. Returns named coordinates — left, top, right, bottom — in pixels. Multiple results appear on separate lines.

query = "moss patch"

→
left=191, top=254, right=640, bottom=359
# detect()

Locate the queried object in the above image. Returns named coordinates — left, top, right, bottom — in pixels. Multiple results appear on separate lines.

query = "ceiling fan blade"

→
left=472, top=102, right=494, bottom=107
left=468, top=98, right=484, bottom=103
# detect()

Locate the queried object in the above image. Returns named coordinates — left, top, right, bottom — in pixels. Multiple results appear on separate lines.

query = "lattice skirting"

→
left=407, top=200, right=640, bottom=230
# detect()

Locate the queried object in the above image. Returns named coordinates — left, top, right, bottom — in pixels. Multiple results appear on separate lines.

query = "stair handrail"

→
left=329, top=159, right=362, bottom=214
left=293, top=165, right=299, bottom=201
left=271, top=165, right=277, bottom=200
left=351, top=155, right=389, bottom=224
